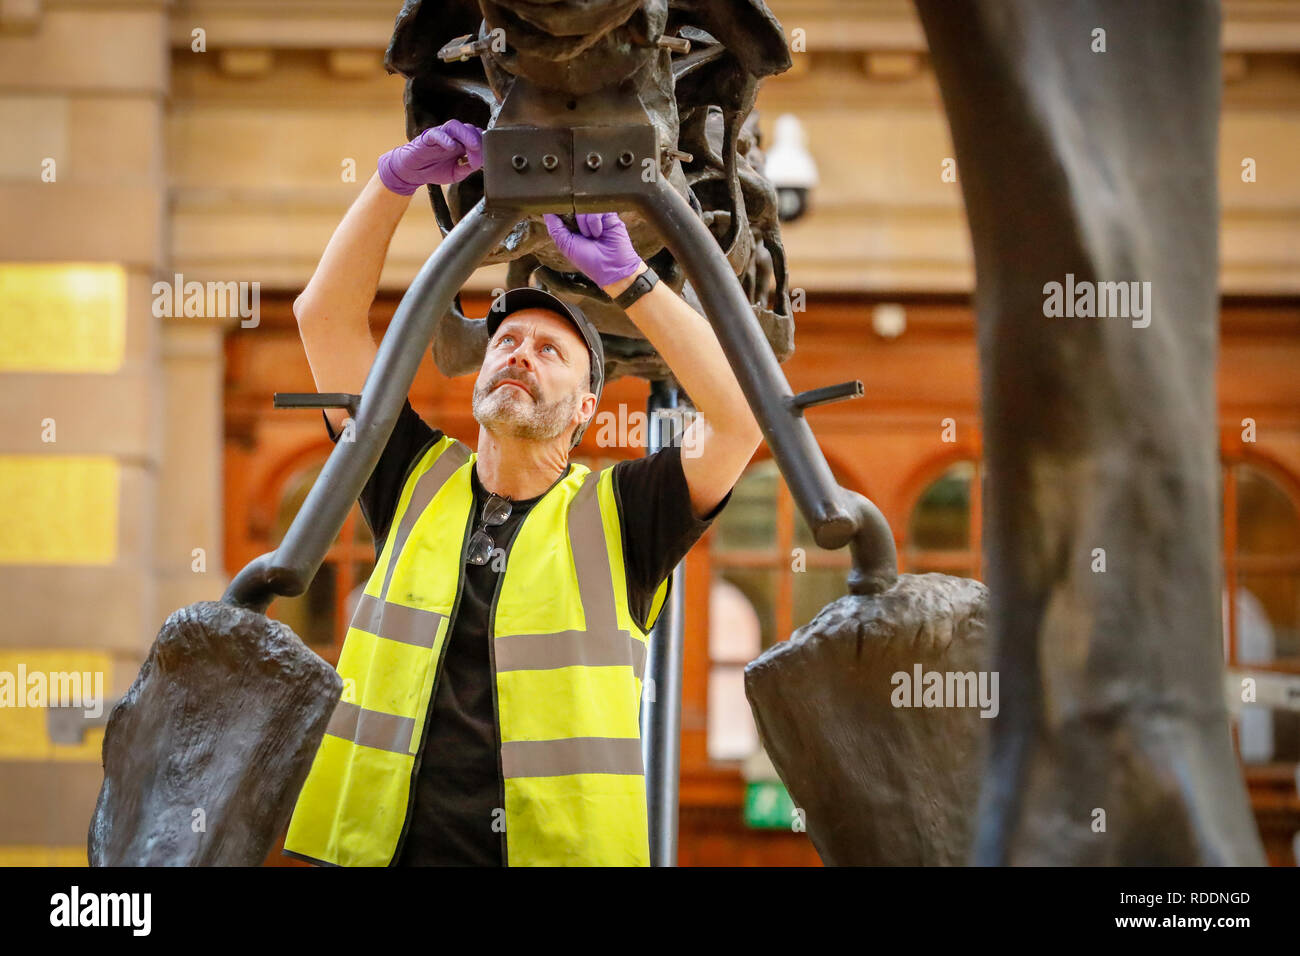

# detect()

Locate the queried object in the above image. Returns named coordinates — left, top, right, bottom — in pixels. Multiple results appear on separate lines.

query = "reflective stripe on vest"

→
left=283, top=435, right=667, bottom=867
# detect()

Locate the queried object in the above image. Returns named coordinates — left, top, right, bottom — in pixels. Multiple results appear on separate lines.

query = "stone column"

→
left=0, top=0, right=171, bottom=865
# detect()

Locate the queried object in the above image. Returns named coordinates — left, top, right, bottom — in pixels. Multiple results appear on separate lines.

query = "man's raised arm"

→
left=295, top=121, right=483, bottom=433
left=545, top=212, right=763, bottom=520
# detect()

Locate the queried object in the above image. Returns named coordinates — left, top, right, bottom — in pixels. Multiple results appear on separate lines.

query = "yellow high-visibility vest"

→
left=283, top=435, right=669, bottom=866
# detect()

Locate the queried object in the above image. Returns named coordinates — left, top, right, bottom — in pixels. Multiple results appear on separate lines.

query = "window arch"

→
left=905, top=459, right=983, bottom=579
left=895, top=454, right=1300, bottom=762
left=1223, top=458, right=1300, bottom=765
left=1223, top=458, right=1300, bottom=668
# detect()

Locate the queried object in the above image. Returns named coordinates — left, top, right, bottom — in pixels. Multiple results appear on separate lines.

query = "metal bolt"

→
left=585, top=152, right=602, bottom=170
left=511, top=154, right=529, bottom=171
left=618, top=151, right=634, bottom=168
left=542, top=154, right=558, bottom=171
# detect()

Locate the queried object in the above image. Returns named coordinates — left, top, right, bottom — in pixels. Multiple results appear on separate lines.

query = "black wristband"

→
left=613, top=267, right=659, bottom=310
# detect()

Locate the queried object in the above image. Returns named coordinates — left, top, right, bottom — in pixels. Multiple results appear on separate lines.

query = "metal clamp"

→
left=273, top=392, right=361, bottom=418
left=482, top=124, right=661, bottom=214
left=788, top=380, right=864, bottom=414
left=437, top=33, right=493, bottom=62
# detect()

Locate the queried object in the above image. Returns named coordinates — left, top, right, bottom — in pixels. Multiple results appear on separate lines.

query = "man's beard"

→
left=472, top=371, right=579, bottom=442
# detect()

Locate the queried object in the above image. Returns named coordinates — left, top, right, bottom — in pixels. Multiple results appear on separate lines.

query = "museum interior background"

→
left=2, top=0, right=1298, bottom=866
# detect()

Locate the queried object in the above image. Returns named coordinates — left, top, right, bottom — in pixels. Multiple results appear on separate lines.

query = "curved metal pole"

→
left=633, top=178, right=898, bottom=595
left=224, top=198, right=520, bottom=612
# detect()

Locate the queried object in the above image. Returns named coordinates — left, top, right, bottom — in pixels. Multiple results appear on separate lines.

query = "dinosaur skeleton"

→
left=383, top=0, right=795, bottom=385
left=92, top=0, right=1260, bottom=870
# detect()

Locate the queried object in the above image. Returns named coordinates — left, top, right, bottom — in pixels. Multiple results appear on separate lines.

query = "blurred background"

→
left=1, top=0, right=1298, bottom=866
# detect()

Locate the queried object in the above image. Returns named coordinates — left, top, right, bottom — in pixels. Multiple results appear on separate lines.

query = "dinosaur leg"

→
left=914, top=0, right=1264, bottom=864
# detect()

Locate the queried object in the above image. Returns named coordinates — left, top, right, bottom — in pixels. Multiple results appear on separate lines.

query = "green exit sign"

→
left=743, top=779, right=797, bottom=830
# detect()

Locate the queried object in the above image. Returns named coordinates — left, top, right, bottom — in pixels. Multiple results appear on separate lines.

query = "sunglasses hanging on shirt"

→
left=466, top=494, right=512, bottom=566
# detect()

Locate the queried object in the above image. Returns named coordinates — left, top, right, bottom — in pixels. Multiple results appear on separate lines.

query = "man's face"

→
left=472, top=308, right=594, bottom=445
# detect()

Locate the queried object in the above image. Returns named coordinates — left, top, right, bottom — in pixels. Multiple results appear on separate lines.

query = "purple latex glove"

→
left=543, top=212, right=644, bottom=289
left=377, top=120, right=483, bottom=195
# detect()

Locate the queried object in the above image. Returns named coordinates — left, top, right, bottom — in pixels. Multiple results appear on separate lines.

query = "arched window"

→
left=1223, top=460, right=1300, bottom=764
left=268, top=463, right=374, bottom=666
left=906, top=460, right=983, bottom=579
left=705, top=458, right=854, bottom=762
left=898, top=455, right=1300, bottom=765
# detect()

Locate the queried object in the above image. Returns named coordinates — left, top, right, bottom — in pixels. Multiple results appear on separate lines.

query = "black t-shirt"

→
left=324, top=400, right=731, bottom=866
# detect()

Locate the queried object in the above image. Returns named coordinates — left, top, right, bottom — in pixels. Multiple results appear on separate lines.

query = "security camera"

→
left=765, top=114, right=818, bottom=223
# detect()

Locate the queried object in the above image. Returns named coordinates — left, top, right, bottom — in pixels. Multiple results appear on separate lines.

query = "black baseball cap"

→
left=485, top=287, right=606, bottom=446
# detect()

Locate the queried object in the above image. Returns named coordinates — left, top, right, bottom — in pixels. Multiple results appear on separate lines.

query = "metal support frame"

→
left=222, top=80, right=900, bottom=864
left=641, top=380, right=688, bottom=867
left=224, top=201, right=518, bottom=611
